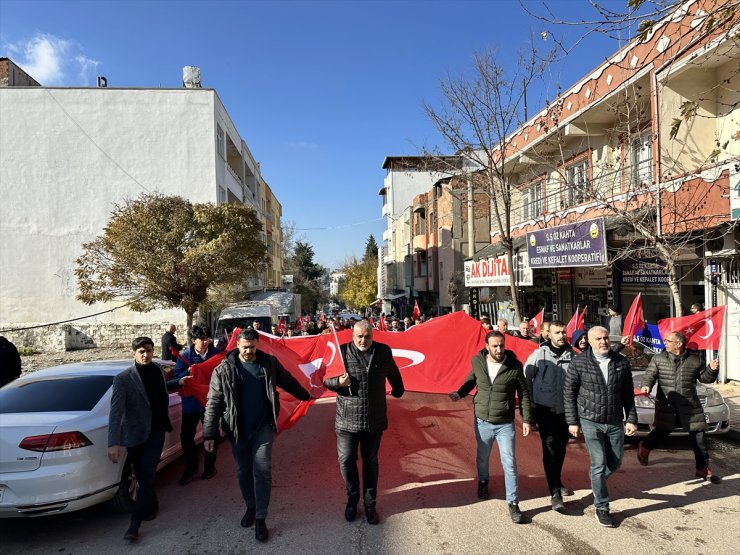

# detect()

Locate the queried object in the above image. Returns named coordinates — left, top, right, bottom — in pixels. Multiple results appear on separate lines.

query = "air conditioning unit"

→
left=705, top=227, right=740, bottom=256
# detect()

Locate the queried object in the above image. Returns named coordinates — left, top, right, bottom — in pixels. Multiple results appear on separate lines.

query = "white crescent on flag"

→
left=325, top=340, right=336, bottom=365
left=698, top=318, right=714, bottom=340
left=530, top=317, right=538, bottom=329
left=391, top=348, right=425, bottom=369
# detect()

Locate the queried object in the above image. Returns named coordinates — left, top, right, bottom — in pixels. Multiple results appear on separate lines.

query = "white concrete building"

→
left=329, top=272, right=346, bottom=297
left=0, top=62, right=269, bottom=332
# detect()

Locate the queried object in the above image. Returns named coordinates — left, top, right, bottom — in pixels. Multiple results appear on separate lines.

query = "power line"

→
left=0, top=300, right=139, bottom=333
left=296, top=217, right=384, bottom=231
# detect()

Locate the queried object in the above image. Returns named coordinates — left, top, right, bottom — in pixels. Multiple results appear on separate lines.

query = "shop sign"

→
left=731, top=166, right=739, bottom=221
left=635, top=324, right=665, bottom=350
left=574, top=266, right=608, bottom=287
left=621, top=258, right=669, bottom=285
left=464, top=254, right=533, bottom=287
left=526, top=218, right=607, bottom=268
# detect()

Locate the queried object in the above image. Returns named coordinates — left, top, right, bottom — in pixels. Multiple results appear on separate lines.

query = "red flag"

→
left=566, top=306, right=580, bottom=342
left=369, top=316, right=375, bottom=328
left=294, top=318, right=302, bottom=331
left=169, top=345, right=191, bottom=367
left=622, top=294, right=645, bottom=345
left=529, top=308, right=545, bottom=335
left=319, top=312, right=326, bottom=322
left=322, top=323, right=347, bottom=380
left=577, top=306, right=588, bottom=330
left=378, top=314, right=387, bottom=331
left=412, top=301, right=421, bottom=321
left=278, top=318, right=286, bottom=335
left=658, top=306, right=725, bottom=350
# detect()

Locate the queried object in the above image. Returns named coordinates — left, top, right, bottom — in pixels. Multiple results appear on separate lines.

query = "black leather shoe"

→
left=345, top=501, right=358, bottom=522
left=365, top=507, right=379, bottom=525
left=255, top=519, right=269, bottom=542
left=477, top=480, right=489, bottom=500
left=240, top=507, right=256, bottom=528
left=201, top=468, right=217, bottom=480
left=123, top=522, right=139, bottom=542
left=179, top=469, right=196, bottom=486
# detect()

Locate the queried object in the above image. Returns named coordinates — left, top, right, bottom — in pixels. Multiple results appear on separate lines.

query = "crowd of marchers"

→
left=104, top=309, right=721, bottom=544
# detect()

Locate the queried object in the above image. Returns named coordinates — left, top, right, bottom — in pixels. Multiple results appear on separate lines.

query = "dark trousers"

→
left=231, top=424, right=274, bottom=520
left=533, top=404, right=570, bottom=494
left=336, top=429, right=383, bottom=508
left=181, top=411, right=217, bottom=473
left=642, top=427, right=709, bottom=469
left=127, top=430, right=165, bottom=524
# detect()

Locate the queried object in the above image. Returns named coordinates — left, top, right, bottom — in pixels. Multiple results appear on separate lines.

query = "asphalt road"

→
left=1, top=393, right=739, bottom=554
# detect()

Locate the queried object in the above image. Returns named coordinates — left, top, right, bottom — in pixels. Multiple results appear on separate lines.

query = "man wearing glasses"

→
left=637, top=331, right=720, bottom=483
left=565, top=326, right=637, bottom=528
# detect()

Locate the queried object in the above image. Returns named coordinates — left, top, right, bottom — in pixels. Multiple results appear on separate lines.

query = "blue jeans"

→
left=474, top=418, right=518, bottom=503
left=580, top=419, right=624, bottom=510
left=230, top=423, right=274, bottom=519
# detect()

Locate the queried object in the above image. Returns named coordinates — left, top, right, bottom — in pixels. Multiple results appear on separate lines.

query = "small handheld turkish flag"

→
left=622, top=294, right=645, bottom=345
left=658, top=306, right=725, bottom=350
left=529, top=308, right=544, bottom=335
left=412, top=301, right=421, bottom=321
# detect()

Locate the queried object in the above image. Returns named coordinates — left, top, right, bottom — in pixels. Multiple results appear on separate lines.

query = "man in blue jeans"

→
left=450, top=330, right=532, bottom=524
left=565, top=326, right=637, bottom=528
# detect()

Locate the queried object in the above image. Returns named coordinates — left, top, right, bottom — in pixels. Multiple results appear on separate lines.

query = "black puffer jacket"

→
left=565, top=349, right=637, bottom=426
left=323, top=341, right=404, bottom=433
left=457, top=349, right=532, bottom=424
left=641, top=349, right=718, bottom=432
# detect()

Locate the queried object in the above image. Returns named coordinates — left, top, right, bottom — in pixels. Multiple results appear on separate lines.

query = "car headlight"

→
left=634, top=395, right=654, bottom=409
left=703, top=387, right=725, bottom=408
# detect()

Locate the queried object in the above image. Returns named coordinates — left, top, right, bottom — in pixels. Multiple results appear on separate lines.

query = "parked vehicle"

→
left=215, top=301, right=278, bottom=336
left=621, top=343, right=731, bottom=437
left=249, top=290, right=301, bottom=327
left=0, top=360, right=198, bottom=517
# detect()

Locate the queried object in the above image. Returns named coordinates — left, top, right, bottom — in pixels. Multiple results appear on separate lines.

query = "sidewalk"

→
left=714, top=381, right=740, bottom=442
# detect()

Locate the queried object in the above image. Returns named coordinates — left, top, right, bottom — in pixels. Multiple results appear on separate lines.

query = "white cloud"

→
left=3, top=33, right=99, bottom=86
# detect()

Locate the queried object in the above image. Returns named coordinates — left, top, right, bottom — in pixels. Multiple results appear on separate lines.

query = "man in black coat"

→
left=637, top=331, right=720, bottom=482
left=0, top=336, right=22, bottom=387
left=323, top=320, right=404, bottom=525
left=161, top=324, right=183, bottom=361
left=565, top=326, right=637, bottom=528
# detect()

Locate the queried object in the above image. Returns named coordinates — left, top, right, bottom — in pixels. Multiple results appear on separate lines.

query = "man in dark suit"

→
left=108, top=336, right=174, bottom=542
left=161, top=324, right=183, bottom=361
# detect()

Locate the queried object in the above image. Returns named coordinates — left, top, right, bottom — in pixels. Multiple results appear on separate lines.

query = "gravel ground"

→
left=20, top=347, right=134, bottom=374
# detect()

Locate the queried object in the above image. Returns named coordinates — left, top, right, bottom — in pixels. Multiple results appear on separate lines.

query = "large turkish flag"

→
left=657, top=306, right=726, bottom=350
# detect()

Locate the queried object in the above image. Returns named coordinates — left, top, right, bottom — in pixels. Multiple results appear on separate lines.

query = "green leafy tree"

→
left=75, top=194, right=267, bottom=329
left=339, top=257, right=377, bottom=311
left=363, top=235, right=379, bottom=262
left=286, top=240, right=328, bottom=314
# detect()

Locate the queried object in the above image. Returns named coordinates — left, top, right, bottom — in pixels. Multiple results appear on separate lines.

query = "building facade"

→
left=0, top=61, right=280, bottom=345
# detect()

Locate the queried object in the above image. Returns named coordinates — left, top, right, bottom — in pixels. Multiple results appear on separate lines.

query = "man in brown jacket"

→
left=638, top=331, right=720, bottom=483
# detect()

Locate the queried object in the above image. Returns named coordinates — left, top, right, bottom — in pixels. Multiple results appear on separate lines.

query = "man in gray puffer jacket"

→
left=637, top=331, right=721, bottom=483
left=524, top=320, right=575, bottom=512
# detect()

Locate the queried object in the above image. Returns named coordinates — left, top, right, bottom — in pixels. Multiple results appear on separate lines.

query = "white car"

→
left=0, top=359, right=197, bottom=517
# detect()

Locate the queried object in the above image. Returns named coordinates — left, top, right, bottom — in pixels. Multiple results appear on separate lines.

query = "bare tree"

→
left=424, top=46, right=555, bottom=321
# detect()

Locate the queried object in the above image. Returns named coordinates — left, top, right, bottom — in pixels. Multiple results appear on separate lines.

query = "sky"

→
left=0, top=0, right=640, bottom=269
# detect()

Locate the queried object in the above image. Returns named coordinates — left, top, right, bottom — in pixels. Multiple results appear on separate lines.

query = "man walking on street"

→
left=565, top=327, right=637, bottom=528
left=203, top=328, right=311, bottom=543
left=637, top=331, right=721, bottom=483
left=168, top=324, right=220, bottom=484
left=323, top=320, right=405, bottom=525
left=161, top=324, right=183, bottom=362
left=108, top=337, right=175, bottom=542
left=449, top=330, right=532, bottom=524
left=524, top=320, right=575, bottom=511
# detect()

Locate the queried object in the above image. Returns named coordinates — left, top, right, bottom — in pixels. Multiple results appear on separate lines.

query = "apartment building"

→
left=0, top=60, right=279, bottom=337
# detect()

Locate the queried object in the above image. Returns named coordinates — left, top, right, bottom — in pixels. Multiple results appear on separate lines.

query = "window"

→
left=631, top=133, right=653, bottom=187
left=564, top=159, right=590, bottom=207
left=415, top=212, right=426, bottom=236
left=218, top=186, right=226, bottom=205
left=417, top=250, right=427, bottom=277
left=522, top=180, right=544, bottom=220
left=216, top=125, right=225, bottom=159
left=0, top=375, right=114, bottom=413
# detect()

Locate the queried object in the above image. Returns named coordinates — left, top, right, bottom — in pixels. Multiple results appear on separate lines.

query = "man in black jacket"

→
left=323, top=320, right=404, bottom=525
left=161, top=324, right=183, bottom=361
left=449, top=330, right=532, bottom=524
left=637, top=331, right=721, bottom=482
left=203, top=328, right=311, bottom=543
left=565, top=326, right=637, bottom=528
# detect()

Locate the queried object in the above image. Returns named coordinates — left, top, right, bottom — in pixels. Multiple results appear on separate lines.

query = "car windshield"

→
left=0, top=375, right=114, bottom=413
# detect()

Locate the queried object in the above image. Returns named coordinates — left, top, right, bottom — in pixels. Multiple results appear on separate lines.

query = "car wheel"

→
left=106, top=457, right=137, bottom=513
